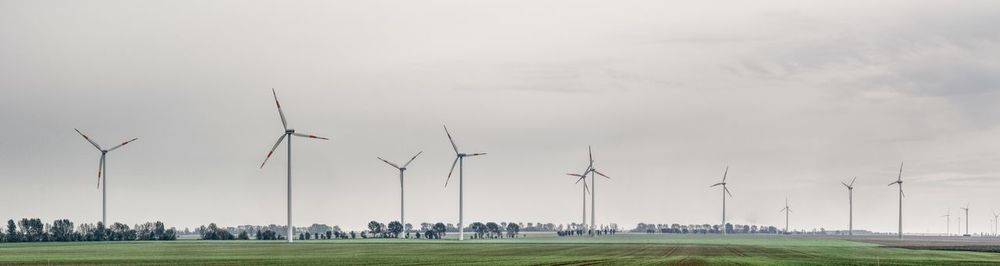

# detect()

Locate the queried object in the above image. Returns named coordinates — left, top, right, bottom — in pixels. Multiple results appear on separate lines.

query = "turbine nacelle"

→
left=286, top=128, right=296, bottom=134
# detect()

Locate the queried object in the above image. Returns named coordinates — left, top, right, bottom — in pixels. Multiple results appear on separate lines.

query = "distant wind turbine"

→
left=582, top=147, right=611, bottom=237
left=888, top=162, right=904, bottom=239
left=780, top=198, right=791, bottom=234
left=378, top=151, right=422, bottom=238
left=841, top=176, right=856, bottom=236
left=942, top=209, right=951, bottom=236
left=992, top=211, right=999, bottom=237
left=443, top=125, right=485, bottom=241
left=961, top=204, right=970, bottom=236
left=566, top=160, right=593, bottom=231
left=74, top=129, right=138, bottom=225
left=710, top=166, right=732, bottom=235
left=259, top=88, right=330, bottom=243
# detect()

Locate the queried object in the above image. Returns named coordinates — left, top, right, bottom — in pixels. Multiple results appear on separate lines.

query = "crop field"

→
left=2, top=234, right=999, bottom=265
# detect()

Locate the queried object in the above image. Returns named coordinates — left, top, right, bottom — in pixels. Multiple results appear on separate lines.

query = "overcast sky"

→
left=2, top=0, right=999, bottom=234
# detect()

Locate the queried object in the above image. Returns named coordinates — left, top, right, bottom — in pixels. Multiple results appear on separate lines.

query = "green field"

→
left=1, top=234, right=998, bottom=265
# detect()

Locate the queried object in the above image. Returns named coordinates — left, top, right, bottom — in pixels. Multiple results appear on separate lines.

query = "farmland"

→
left=2, top=234, right=999, bottom=265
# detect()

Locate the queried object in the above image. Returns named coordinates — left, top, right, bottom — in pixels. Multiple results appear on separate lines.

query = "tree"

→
left=238, top=231, right=250, bottom=240
left=506, top=223, right=520, bottom=238
left=368, top=221, right=382, bottom=237
left=6, top=219, right=18, bottom=242
left=433, top=223, right=446, bottom=237
left=387, top=221, right=403, bottom=238
left=49, top=219, right=74, bottom=241
left=470, top=222, right=486, bottom=239
left=485, top=222, right=499, bottom=238
left=18, top=218, right=45, bottom=242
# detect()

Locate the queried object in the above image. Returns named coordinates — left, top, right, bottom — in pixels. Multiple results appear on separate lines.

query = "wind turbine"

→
left=841, top=176, right=856, bottom=236
left=378, top=151, right=422, bottom=238
left=961, top=204, right=970, bottom=236
left=567, top=162, right=593, bottom=231
left=74, top=129, right=138, bottom=225
left=582, top=147, right=611, bottom=237
left=993, top=211, right=1000, bottom=236
left=942, top=209, right=951, bottom=236
left=443, top=125, right=485, bottom=241
left=259, top=88, right=329, bottom=243
left=887, top=162, right=904, bottom=239
left=710, top=166, right=732, bottom=235
left=779, top=198, right=791, bottom=234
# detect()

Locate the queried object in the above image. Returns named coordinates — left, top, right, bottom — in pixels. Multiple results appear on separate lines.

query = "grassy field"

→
left=2, top=234, right=999, bottom=265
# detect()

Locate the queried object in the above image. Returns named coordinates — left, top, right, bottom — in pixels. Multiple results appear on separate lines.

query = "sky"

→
left=1, top=0, right=999, bottom=234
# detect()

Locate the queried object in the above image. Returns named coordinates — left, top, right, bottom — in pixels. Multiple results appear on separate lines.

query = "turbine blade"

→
left=107, top=137, right=138, bottom=152
left=725, top=187, right=733, bottom=198
left=588, top=146, right=594, bottom=167
left=584, top=182, right=590, bottom=194
left=850, top=176, right=857, bottom=186
left=259, top=134, right=286, bottom=168
left=722, top=166, right=729, bottom=182
left=97, top=154, right=105, bottom=189
left=378, top=157, right=401, bottom=169
left=466, top=152, right=486, bottom=157
left=897, top=162, right=903, bottom=182
left=710, top=182, right=724, bottom=187
left=74, top=129, right=103, bottom=151
left=291, top=132, right=329, bottom=140
left=445, top=157, right=459, bottom=187
left=901, top=189, right=906, bottom=198
left=443, top=125, right=459, bottom=154
left=574, top=175, right=586, bottom=184
left=841, top=182, right=850, bottom=188
left=566, top=173, right=584, bottom=177
left=272, top=88, right=288, bottom=130
left=594, top=170, right=611, bottom=179
left=402, top=151, right=423, bottom=168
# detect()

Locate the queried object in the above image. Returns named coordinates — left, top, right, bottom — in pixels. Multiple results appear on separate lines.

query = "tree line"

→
left=631, top=223, right=782, bottom=234
left=195, top=220, right=536, bottom=240
left=0, top=218, right=176, bottom=242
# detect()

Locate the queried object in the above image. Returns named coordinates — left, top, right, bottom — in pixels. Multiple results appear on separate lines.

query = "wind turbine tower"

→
left=443, top=125, right=486, bottom=241
left=259, top=88, right=330, bottom=243
left=74, top=129, right=138, bottom=225
left=961, top=204, right=970, bottom=236
left=710, top=166, right=732, bottom=235
left=841, top=177, right=856, bottom=236
left=887, top=162, right=905, bottom=239
left=942, top=209, right=951, bottom=236
left=780, top=198, right=792, bottom=234
left=378, top=151, right=422, bottom=238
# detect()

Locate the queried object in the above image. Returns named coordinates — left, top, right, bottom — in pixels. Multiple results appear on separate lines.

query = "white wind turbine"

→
left=580, top=146, right=610, bottom=237
left=74, top=129, right=138, bottom=225
left=993, top=211, right=1000, bottom=236
left=942, top=209, right=951, bottom=236
left=710, top=166, right=733, bottom=235
left=887, top=162, right=904, bottom=239
left=780, top=198, right=791, bottom=234
left=961, top=204, right=970, bottom=236
left=841, top=177, right=856, bottom=236
left=443, top=125, right=485, bottom=241
left=259, top=88, right=329, bottom=243
left=992, top=211, right=999, bottom=237
left=567, top=159, right=594, bottom=231
left=378, top=151, right=422, bottom=238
